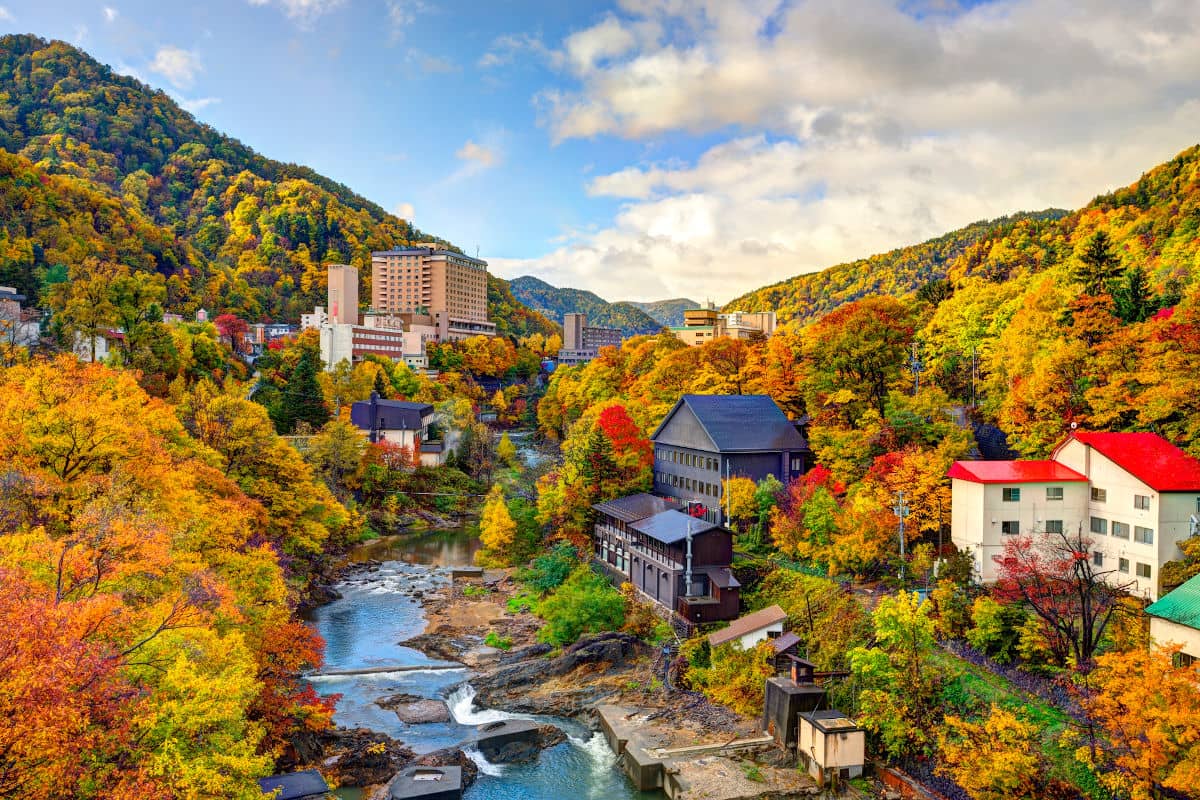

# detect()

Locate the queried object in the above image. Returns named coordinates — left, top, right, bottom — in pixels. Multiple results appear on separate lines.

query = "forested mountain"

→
left=725, top=210, right=1068, bottom=323
left=625, top=297, right=699, bottom=327
left=509, top=275, right=664, bottom=335
left=0, top=34, right=552, bottom=335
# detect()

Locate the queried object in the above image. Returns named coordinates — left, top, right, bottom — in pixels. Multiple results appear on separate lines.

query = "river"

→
left=305, top=528, right=659, bottom=800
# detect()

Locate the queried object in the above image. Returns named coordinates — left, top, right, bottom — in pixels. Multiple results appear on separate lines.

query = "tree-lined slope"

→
left=625, top=297, right=699, bottom=327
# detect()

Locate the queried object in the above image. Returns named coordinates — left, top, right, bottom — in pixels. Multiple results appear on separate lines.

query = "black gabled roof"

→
left=593, top=493, right=679, bottom=523
left=630, top=509, right=720, bottom=544
left=652, top=394, right=807, bottom=452
left=257, top=769, right=330, bottom=799
left=350, top=394, right=434, bottom=432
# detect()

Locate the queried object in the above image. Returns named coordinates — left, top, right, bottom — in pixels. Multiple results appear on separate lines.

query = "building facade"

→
left=558, top=312, right=624, bottom=365
left=371, top=247, right=496, bottom=341
left=651, top=394, right=809, bottom=524
left=670, top=305, right=776, bottom=347
left=592, top=494, right=740, bottom=623
left=327, top=264, right=359, bottom=325
left=1146, top=574, right=1200, bottom=665
left=0, top=286, right=40, bottom=349
left=349, top=394, right=449, bottom=466
left=949, top=431, right=1200, bottom=600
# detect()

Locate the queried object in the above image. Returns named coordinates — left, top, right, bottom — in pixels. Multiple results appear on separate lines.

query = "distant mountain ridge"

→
left=625, top=298, right=700, bottom=327
left=509, top=276, right=665, bottom=335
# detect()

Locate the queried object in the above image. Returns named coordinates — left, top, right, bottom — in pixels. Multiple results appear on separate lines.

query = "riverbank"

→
left=402, top=567, right=817, bottom=799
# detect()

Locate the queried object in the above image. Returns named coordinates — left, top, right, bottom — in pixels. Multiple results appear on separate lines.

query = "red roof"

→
left=947, top=460, right=1087, bottom=484
left=1061, top=432, right=1200, bottom=492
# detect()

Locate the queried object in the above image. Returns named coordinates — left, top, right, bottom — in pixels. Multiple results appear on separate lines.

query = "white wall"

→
left=1150, top=617, right=1200, bottom=660
left=736, top=622, right=783, bottom=650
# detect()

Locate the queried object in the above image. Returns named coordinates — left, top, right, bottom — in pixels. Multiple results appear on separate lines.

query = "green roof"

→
left=1145, top=574, right=1200, bottom=630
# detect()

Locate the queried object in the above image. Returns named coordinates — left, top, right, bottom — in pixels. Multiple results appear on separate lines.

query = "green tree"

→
left=535, top=566, right=625, bottom=646
left=1071, top=230, right=1123, bottom=294
left=273, top=348, right=329, bottom=434
left=1112, top=265, right=1156, bottom=323
left=847, top=591, right=943, bottom=758
left=305, top=419, right=365, bottom=502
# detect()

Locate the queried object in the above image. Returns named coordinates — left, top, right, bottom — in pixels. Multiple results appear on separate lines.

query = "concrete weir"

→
left=596, top=704, right=778, bottom=798
left=388, top=765, right=463, bottom=800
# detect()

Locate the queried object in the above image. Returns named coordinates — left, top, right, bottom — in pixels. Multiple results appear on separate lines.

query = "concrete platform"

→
left=388, top=765, right=463, bottom=800
left=467, top=719, right=546, bottom=763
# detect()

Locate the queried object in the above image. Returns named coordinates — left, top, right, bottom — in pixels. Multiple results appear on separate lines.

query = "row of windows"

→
left=656, top=471, right=721, bottom=497
left=658, top=449, right=720, bottom=472
left=1002, top=486, right=1166, bottom=512
left=1089, top=552, right=1152, bottom=578
left=1089, top=517, right=1154, bottom=544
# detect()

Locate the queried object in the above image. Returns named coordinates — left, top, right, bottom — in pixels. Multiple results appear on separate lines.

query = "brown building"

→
left=371, top=247, right=496, bottom=341
left=592, top=493, right=740, bottom=624
left=559, top=312, right=623, bottom=365
left=671, top=305, right=776, bottom=346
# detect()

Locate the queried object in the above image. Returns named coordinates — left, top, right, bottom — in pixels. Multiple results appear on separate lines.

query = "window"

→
left=1046, top=487, right=1064, bottom=501
left=791, top=457, right=803, bottom=472
left=1136, top=563, right=1152, bottom=579
left=1002, top=488, right=1021, bottom=502
left=1134, top=526, right=1154, bottom=545
left=1090, top=517, right=1108, bottom=535
left=1118, top=558, right=1130, bottom=574
left=1091, top=487, right=1107, bottom=503
left=1173, top=651, right=1196, bottom=668
left=1001, top=520, right=1020, bottom=535
left=1093, top=552, right=1104, bottom=567
left=1111, top=521, right=1130, bottom=539
left=1044, top=520, right=1064, bottom=534
left=1134, top=494, right=1151, bottom=510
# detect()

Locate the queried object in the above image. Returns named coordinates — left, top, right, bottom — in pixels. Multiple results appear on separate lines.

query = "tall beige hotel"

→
left=370, top=246, right=496, bottom=341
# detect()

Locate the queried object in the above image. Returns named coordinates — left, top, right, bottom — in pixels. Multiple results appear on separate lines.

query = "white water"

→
left=446, top=684, right=533, bottom=725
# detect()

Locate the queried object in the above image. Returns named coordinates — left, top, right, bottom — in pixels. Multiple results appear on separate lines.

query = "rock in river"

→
left=376, top=693, right=452, bottom=724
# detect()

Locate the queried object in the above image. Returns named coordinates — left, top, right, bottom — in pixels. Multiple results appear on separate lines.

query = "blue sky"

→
left=3, top=1, right=1200, bottom=302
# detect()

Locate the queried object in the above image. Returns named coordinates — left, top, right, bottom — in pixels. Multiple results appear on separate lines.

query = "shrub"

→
left=966, top=596, right=1025, bottom=663
left=687, top=641, right=775, bottom=716
left=484, top=631, right=513, bottom=650
left=535, top=566, right=625, bottom=646
left=519, top=543, right=578, bottom=594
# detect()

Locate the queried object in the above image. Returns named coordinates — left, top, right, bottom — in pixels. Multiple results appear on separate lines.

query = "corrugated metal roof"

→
left=947, top=460, right=1088, bottom=484
left=350, top=397, right=433, bottom=432
left=708, top=604, right=787, bottom=647
left=1146, top=574, right=1200, bottom=630
left=256, top=769, right=330, bottom=799
left=593, top=493, right=680, bottom=523
left=652, top=394, right=807, bottom=453
left=629, top=509, right=718, bottom=544
left=1063, top=432, right=1200, bottom=492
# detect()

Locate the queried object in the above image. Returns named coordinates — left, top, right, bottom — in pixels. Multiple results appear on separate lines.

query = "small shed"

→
left=797, top=710, right=865, bottom=786
left=707, top=604, right=787, bottom=650
left=770, top=631, right=803, bottom=674
left=257, top=769, right=332, bottom=799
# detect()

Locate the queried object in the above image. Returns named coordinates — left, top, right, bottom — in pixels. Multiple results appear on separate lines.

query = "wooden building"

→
left=593, top=493, right=740, bottom=623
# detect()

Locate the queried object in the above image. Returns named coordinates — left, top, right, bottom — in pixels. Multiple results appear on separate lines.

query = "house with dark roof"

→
left=1146, top=573, right=1200, bottom=665
left=949, top=431, right=1200, bottom=600
left=651, top=394, right=810, bottom=524
left=350, top=393, right=449, bottom=466
left=592, top=493, right=740, bottom=623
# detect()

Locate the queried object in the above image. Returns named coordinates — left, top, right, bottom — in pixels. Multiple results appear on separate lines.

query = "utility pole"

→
left=907, top=342, right=923, bottom=396
left=893, top=491, right=910, bottom=588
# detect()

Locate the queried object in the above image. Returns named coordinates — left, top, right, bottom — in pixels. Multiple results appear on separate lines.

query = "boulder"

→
left=317, top=727, right=415, bottom=787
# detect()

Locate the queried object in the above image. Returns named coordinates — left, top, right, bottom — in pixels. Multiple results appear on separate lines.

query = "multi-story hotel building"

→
left=671, top=305, right=777, bottom=347
left=371, top=247, right=496, bottom=341
left=327, top=264, right=359, bottom=325
left=949, top=431, right=1200, bottom=601
left=558, top=312, right=623, bottom=365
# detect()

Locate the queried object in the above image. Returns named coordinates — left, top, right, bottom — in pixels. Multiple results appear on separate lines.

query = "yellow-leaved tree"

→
left=938, top=704, right=1047, bottom=800
left=477, top=484, right=517, bottom=566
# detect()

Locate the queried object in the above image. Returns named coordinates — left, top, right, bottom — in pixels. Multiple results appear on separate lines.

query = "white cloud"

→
left=450, top=139, right=501, bottom=180
left=495, top=0, right=1200, bottom=302
left=103, top=6, right=118, bottom=22
left=406, top=48, right=458, bottom=75
left=0, top=6, right=13, bottom=22
left=149, top=45, right=202, bottom=89
left=179, top=96, right=220, bottom=113
left=387, top=0, right=430, bottom=42
left=479, top=32, right=553, bottom=69
left=248, top=0, right=345, bottom=28
left=392, top=202, right=415, bottom=220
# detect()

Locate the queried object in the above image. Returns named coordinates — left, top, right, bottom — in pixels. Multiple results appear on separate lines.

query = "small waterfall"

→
left=446, top=684, right=532, bottom=726
left=463, top=746, right=506, bottom=777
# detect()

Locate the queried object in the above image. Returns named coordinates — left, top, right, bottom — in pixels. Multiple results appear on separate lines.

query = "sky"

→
left=4, top=0, right=1200, bottom=304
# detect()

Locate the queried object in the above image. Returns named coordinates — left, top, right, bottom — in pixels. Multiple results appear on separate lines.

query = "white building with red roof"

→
left=949, top=432, right=1200, bottom=600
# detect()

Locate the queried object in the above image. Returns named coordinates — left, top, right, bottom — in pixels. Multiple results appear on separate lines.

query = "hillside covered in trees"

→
left=626, top=297, right=699, bottom=327
left=725, top=210, right=1068, bottom=323
left=510, top=275, right=664, bottom=335
left=0, top=34, right=553, bottom=337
